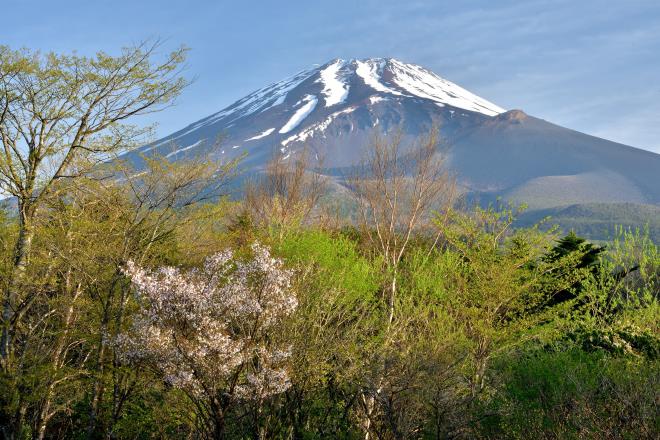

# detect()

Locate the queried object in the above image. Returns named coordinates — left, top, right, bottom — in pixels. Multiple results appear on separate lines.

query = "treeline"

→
left=515, top=203, right=660, bottom=243
left=0, top=43, right=658, bottom=439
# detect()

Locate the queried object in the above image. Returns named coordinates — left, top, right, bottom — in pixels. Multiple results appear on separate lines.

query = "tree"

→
left=541, top=231, right=606, bottom=306
left=119, top=242, right=297, bottom=439
left=350, top=128, right=454, bottom=326
left=244, top=147, right=326, bottom=240
left=348, top=128, right=455, bottom=439
left=0, top=150, right=236, bottom=439
left=0, top=41, right=189, bottom=374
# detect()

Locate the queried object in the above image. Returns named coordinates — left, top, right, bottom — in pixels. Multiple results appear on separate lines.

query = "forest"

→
left=0, top=43, right=658, bottom=439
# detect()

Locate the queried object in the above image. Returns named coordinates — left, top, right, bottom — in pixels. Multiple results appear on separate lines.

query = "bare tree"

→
left=244, top=148, right=326, bottom=238
left=349, top=127, right=456, bottom=439
left=350, top=127, right=455, bottom=325
left=0, top=41, right=189, bottom=372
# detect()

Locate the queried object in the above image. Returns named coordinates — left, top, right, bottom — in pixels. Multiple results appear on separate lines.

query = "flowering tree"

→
left=119, top=243, right=296, bottom=438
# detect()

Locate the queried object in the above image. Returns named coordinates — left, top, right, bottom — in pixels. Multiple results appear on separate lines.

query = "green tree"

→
left=0, top=41, right=189, bottom=376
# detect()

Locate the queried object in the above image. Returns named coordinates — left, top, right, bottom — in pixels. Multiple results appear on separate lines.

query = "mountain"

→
left=123, top=58, right=660, bottom=238
left=126, top=58, right=507, bottom=169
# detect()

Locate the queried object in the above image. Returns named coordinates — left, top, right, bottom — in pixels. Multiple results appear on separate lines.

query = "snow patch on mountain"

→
left=245, top=128, right=275, bottom=141
left=202, top=69, right=315, bottom=128
left=388, top=60, right=504, bottom=116
left=318, top=59, right=350, bottom=107
left=355, top=60, right=403, bottom=96
left=279, top=95, right=318, bottom=134
left=165, top=139, right=204, bottom=158
left=369, top=95, right=387, bottom=104
left=281, top=106, right=356, bottom=147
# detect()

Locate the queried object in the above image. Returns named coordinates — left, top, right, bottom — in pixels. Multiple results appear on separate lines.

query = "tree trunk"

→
left=213, top=410, right=226, bottom=440
left=87, top=312, right=110, bottom=439
left=388, top=273, right=397, bottom=326
left=361, top=393, right=376, bottom=440
left=360, top=267, right=398, bottom=439
left=35, top=281, right=82, bottom=440
left=1, top=204, right=34, bottom=369
left=0, top=203, right=34, bottom=440
left=471, top=343, right=489, bottom=399
left=10, top=401, right=27, bottom=440
left=36, top=383, right=55, bottom=440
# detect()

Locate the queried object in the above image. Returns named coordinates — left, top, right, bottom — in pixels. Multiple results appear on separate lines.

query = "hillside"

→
left=516, top=203, right=660, bottom=242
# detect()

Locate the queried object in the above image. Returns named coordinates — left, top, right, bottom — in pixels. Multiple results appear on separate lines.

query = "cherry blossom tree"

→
left=118, top=242, right=296, bottom=439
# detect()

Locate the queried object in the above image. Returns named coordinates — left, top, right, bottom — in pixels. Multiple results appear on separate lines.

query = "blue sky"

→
left=3, top=0, right=660, bottom=153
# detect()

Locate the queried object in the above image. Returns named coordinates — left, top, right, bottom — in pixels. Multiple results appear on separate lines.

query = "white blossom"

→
left=118, top=243, right=296, bottom=402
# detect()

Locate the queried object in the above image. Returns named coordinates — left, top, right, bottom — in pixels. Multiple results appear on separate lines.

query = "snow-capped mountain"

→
left=125, top=57, right=660, bottom=209
left=129, top=58, right=505, bottom=167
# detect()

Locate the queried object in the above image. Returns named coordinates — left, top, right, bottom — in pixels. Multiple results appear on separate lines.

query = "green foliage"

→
left=3, top=194, right=658, bottom=439
left=483, top=348, right=659, bottom=439
left=275, top=228, right=379, bottom=303
left=564, top=325, right=659, bottom=359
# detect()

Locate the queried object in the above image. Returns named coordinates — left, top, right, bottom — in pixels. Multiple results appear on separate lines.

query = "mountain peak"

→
left=134, top=57, right=511, bottom=167
left=159, top=57, right=507, bottom=151
left=309, top=57, right=505, bottom=116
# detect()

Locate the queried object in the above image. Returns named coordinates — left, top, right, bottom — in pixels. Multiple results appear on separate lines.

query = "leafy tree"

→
left=541, top=231, right=606, bottom=305
left=0, top=41, right=189, bottom=387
